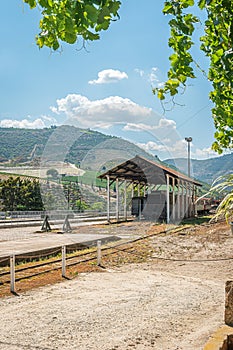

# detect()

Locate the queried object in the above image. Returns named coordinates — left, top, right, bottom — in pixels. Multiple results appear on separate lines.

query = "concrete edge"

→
left=203, top=325, right=233, bottom=350
left=0, top=235, right=122, bottom=267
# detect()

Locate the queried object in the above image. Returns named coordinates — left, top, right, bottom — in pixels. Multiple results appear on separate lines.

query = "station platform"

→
left=0, top=232, right=121, bottom=259
left=0, top=221, right=124, bottom=267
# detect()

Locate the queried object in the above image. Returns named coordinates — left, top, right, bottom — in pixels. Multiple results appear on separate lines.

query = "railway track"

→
left=0, top=226, right=173, bottom=290
left=0, top=221, right=200, bottom=297
left=0, top=212, right=126, bottom=229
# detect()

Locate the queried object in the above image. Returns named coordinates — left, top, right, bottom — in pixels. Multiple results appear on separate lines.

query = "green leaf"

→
left=86, top=31, right=100, bottom=41
left=212, top=49, right=224, bottom=63
left=182, top=0, right=194, bottom=7
left=85, top=4, right=98, bottom=22
left=52, top=40, right=59, bottom=50
left=38, top=0, right=49, bottom=7
left=97, top=20, right=110, bottom=31
left=65, top=18, right=75, bottom=33
left=36, top=36, right=44, bottom=48
left=163, top=2, right=174, bottom=14
left=24, top=0, right=37, bottom=9
left=97, top=7, right=111, bottom=24
left=167, top=79, right=180, bottom=88
left=108, top=1, right=121, bottom=15
left=65, top=32, right=77, bottom=44
left=157, top=90, right=165, bottom=100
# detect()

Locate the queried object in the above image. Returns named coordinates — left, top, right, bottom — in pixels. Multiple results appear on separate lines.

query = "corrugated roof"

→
left=98, top=155, right=202, bottom=186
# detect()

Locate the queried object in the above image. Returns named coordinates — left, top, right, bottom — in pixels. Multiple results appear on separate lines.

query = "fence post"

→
left=10, top=255, right=15, bottom=293
left=97, top=240, right=102, bottom=266
left=62, top=245, right=66, bottom=278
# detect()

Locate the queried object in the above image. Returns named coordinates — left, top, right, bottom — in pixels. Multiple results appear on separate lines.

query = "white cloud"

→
left=136, top=141, right=167, bottom=152
left=40, top=114, right=57, bottom=123
left=134, top=68, right=145, bottom=77
left=51, top=94, right=153, bottom=128
left=0, top=118, right=46, bottom=129
left=123, top=123, right=155, bottom=132
left=192, top=147, right=219, bottom=160
left=123, top=119, right=184, bottom=159
left=148, top=67, right=159, bottom=85
left=136, top=139, right=188, bottom=158
left=136, top=139, right=222, bottom=161
left=157, top=118, right=176, bottom=129
left=0, top=114, right=58, bottom=129
left=88, top=69, right=128, bottom=85
left=123, top=119, right=176, bottom=133
left=135, top=67, right=165, bottom=89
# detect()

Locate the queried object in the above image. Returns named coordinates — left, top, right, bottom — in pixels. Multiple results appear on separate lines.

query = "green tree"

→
left=75, top=198, right=90, bottom=211
left=24, top=179, right=44, bottom=210
left=23, top=0, right=121, bottom=50
left=46, top=168, right=59, bottom=179
left=0, top=177, right=22, bottom=211
left=154, top=0, right=233, bottom=154
left=0, top=177, right=43, bottom=211
left=24, top=0, right=233, bottom=153
left=62, top=182, right=81, bottom=210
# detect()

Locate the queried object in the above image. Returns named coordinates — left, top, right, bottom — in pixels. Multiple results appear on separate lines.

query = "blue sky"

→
left=0, top=0, right=222, bottom=161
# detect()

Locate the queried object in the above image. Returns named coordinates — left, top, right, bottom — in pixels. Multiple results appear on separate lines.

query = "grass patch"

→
left=180, top=215, right=212, bottom=226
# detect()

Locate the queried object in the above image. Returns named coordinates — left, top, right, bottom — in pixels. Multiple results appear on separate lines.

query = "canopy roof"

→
left=99, top=155, right=202, bottom=187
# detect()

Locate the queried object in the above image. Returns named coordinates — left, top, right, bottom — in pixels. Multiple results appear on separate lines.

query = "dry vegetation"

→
left=0, top=218, right=233, bottom=349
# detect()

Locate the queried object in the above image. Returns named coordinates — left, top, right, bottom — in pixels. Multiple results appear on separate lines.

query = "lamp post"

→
left=185, top=137, right=192, bottom=177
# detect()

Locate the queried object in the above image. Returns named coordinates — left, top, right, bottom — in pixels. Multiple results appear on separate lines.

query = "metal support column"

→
left=106, top=175, right=110, bottom=222
left=131, top=182, right=135, bottom=198
left=181, top=181, right=185, bottom=220
left=166, top=174, right=170, bottom=224
left=191, top=184, right=196, bottom=216
left=172, top=177, right=175, bottom=222
left=124, top=180, right=127, bottom=220
left=187, top=183, right=191, bottom=217
left=177, top=179, right=181, bottom=221
left=116, top=178, right=119, bottom=221
left=185, top=182, right=189, bottom=218
left=194, top=185, right=197, bottom=216
left=143, top=184, right=146, bottom=197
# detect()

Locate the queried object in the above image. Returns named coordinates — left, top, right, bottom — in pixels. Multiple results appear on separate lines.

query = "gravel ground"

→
left=0, top=220, right=231, bottom=350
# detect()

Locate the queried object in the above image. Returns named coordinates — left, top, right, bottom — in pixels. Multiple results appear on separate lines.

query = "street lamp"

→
left=185, top=137, right=192, bottom=177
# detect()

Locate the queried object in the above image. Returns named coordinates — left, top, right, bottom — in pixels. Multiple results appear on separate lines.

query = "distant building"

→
left=99, top=155, right=202, bottom=223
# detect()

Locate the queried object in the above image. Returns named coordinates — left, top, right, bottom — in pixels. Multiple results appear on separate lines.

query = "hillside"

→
left=0, top=127, right=53, bottom=163
left=0, top=125, right=154, bottom=170
left=2, top=125, right=232, bottom=184
left=165, top=153, right=233, bottom=184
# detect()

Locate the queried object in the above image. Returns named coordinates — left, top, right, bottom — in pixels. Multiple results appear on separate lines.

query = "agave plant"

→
left=207, top=174, right=233, bottom=224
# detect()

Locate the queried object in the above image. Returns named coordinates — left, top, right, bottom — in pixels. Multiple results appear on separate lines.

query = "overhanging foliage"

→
left=23, top=0, right=121, bottom=50
left=154, top=0, right=233, bottom=154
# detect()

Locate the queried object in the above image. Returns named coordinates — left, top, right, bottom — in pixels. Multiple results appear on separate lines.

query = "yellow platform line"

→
left=203, top=325, right=233, bottom=350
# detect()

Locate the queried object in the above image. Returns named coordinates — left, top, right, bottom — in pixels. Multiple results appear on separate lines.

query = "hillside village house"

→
left=99, top=155, right=202, bottom=223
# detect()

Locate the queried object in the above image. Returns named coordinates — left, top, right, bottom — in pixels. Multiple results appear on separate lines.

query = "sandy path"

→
left=0, top=262, right=225, bottom=350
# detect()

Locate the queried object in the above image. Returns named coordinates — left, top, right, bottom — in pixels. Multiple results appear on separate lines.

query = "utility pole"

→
left=185, top=137, right=192, bottom=177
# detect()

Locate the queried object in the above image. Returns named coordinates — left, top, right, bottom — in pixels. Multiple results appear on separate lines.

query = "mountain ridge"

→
left=0, top=125, right=155, bottom=170
left=164, top=153, right=233, bottom=184
left=0, top=125, right=232, bottom=183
